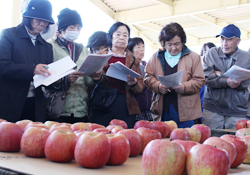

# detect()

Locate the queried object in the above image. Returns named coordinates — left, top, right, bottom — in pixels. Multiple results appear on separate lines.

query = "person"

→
left=89, top=22, right=144, bottom=128
left=21, top=0, right=57, bottom=41
left=0, top=0, right=54, bottom=122
left=87, top=31, right=108, bottom=54
left=86, top=31, right=109, bottom=115
left=47, top=8, right=101, bottom=124
left=200, top=42, right=216, bottom=57
left=127, top=37, right=153, bottom=121
left=144, top=22, right=205, bottom=128
left=202, top=24, right=250, bottom=135
left=197, top=42, right=216, bottom=124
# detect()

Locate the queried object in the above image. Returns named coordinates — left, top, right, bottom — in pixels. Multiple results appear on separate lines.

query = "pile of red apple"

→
left=1, top=118, right=250, bottom=174
left=0, top=118, right=178, bottom=169
left=142, top=123, right=250, bottom=175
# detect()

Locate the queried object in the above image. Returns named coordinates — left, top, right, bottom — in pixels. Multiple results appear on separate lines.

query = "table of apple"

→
left=0, top=151, right=249, bottom=175
left=2, top=118, right=250, bottom=175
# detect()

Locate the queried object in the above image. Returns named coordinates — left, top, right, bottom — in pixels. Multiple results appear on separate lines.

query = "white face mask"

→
left=62, top=29, right=80, bottom=42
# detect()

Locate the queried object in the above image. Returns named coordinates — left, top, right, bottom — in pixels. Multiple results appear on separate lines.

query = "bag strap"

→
left=117, top=56, right=136, bottom=90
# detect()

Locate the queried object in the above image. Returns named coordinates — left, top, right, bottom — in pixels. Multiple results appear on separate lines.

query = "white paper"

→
left=223, top=65, right=250, bottom=82
left=33, top=56, right=76, bottom=88
left=78, top=53, right=113, bottom=76
left=157, top=70, right=183, bottom=88
left=106, top=61, right=141, bottom=82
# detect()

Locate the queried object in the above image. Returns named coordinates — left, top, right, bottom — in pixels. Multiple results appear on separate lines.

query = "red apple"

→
left=191, top=124, right=211, bottom=143
left=0, top=119, right=7, bottom=123
left=172, top=139, right=199, bottom=175
left=44, top=121, right=59, bottom=129
left=136, top=127, right=161, bottom=154
left=134, top=120, right=158, bottom=131
left=109, top=119, right=128, bottom=129
left=71, top=122, right=92, bottom=132
left=44, top=129, right=77, bottom=162
left=49, top=123, right=72, bottom=133
left=172, top=140, right=200, bottom=155
left=142, top=140, right=186, bottom=175
left=74, top=130, right=91, bottom=138
left=0, top=122, right=23, bottom=152
left=235, top=128, right=250, bottom=137
left=16, top=120, right=32, bottom=130
left=247, top=120, right=250, bottom=128
left=106, top=125, right=120, bottom=130
left=89, top=123, right=105, bottom=130
left=220, top=134, right=248, bottom=168
left=21, top=127, right=50, bottom=157
left=235, top=119, right=249, bottom=130
left=164, top=120, right=178, bottom=137
left=93, top=128, right=111, bottom=134
left=74, top=132, right=111, bottom=168
left=118, top=129, right=142, bottom=157
left=60, top=123, right=72, bottom=127
left=170, top=128, right=190, bottom=141
left=111, top=126, right=124, bottom=133
left=186, top=144, right=230, bottom=175
left=203, top=137, right=236, bottom=166
left=239, top=135, right=250, bottom=163
left=152, top=121, right=169, bottom=138
left=24, top=122, right=48, bottom=131
left=106, top=133, right=130, bottom=165
left=185, top=128, right=201, bottom=143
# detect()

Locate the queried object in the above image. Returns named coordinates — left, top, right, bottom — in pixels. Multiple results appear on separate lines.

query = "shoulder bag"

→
left=89, top=57, right=135, bottom=111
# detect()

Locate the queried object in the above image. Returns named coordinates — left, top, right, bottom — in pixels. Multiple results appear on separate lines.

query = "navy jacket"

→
left=0, top=24, right=53, bottom=122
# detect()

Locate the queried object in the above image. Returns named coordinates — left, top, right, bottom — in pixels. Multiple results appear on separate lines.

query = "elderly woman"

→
left=144, top=22, right=205, bottom=128
left=47, top=8, right=101, bottom=123
left=89, top=22, right=144, bottom=128
left=127, top=37, right=153, bottom=121
left=0, top=0, right=54, bottom=122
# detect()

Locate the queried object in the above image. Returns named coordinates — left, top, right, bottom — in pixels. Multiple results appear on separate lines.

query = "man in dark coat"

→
left=0, top=0, right=54, bottom=122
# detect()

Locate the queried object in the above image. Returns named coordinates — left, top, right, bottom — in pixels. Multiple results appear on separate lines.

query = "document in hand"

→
left=157, top=70, right=183, bottom=88
left=106, top=61, right=141, bottom=82
left=78, top=53, right=113, bottom=76
left=223, top=65, right=250, bottom=82
left=33, top=56, right=76, bottom=88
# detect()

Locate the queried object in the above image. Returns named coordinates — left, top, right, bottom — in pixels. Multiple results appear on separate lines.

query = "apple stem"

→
left=213, top=145, right=216, bottom=148
left=169, top=138, right=173, bottom=141
left=186, top=137, right=190, bottom=141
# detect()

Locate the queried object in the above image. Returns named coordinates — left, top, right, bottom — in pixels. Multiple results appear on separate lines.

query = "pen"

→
left=44, top=66, right=49, bottom=69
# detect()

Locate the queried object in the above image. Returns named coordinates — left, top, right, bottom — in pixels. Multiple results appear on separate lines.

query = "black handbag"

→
left=44, top=77, right=70, bottom=118
left=89, top=57, right=135, bottom=111
left=89, top=84, right=118, bottom=111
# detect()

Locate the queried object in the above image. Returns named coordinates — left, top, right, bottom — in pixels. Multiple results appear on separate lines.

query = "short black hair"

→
left=107, top=22, right=130, bottom=48
left=22, top=17, right=50, bottom=34
left=86, top=31, right=108, bottom=53
left=200, top=42, right=216, bottom=56
left=159, top=22, right=186, bottom=47
left=127, top=37, right=144, bottom=53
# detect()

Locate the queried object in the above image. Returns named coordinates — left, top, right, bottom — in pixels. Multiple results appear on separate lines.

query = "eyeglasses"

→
left=93, top=47, right=108, bottom=54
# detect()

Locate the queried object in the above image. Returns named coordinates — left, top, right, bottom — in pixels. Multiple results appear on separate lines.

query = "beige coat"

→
left=144, top=47, right=205, bottom=121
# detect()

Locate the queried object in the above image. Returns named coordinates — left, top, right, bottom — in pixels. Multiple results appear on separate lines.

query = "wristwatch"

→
left=216, top=73, right=221, bottom=77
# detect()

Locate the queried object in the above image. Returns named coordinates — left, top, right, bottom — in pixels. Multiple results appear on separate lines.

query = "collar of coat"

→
left=156, top=45, right=191, bottom=75
left=16, top=23, right=45, bottom=45
left=54, top=36, right=83, bottom=63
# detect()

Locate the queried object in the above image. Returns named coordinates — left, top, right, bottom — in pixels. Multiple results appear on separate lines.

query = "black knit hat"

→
left=22, top=0, right=54, bottom=24
left=57, top=8, right=83, bottom=31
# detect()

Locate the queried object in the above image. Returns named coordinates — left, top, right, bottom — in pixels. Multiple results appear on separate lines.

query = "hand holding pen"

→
left=34, top=64, right=51, bottom=77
